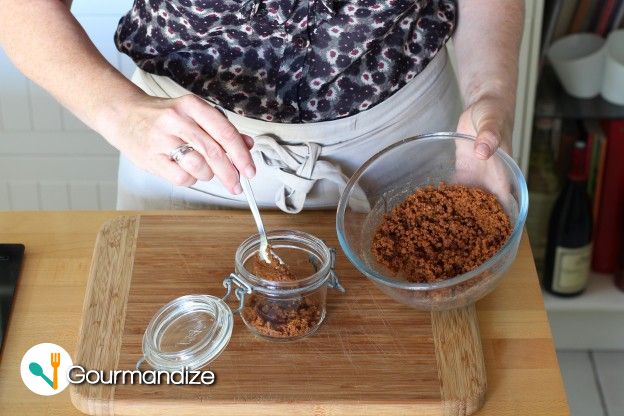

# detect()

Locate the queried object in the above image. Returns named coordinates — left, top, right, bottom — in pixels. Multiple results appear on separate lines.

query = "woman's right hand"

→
left=96, top=93, right=255, bottom=195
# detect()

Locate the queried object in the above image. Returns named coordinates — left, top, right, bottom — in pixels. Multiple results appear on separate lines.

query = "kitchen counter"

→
left=0, top=211, right=569, bottom=415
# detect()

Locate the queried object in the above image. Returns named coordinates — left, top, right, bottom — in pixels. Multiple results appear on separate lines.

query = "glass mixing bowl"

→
left=336, top=132, right=528, bottom=311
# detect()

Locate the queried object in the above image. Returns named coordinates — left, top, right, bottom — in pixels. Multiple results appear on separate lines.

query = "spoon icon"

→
left=29, top=362, right=53, bottom=388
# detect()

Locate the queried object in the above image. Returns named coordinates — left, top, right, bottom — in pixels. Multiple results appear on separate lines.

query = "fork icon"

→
left=50, top=352, right=61, bottom=390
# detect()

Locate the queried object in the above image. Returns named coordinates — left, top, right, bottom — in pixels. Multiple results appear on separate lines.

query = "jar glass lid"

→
left=140, top=294, right=233, bottom=371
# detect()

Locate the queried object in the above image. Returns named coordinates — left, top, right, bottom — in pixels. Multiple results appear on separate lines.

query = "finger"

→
left=469, top=100, right=505, bottom=160
left=242, top=134, right=255, bottom=149
left=473, top=130, right=498, bottom=159
left=153, top=154, right=197, bottom=187
left=181, top=96, right=256, bottom=179
left=473, top=121, right=501, bottom=160
left=167, top=115, right=242, bottom=193
left=203, top=140, right=243, bottom=194
left=156, top=135, right=190, bottom=156
left=155, top=135, right=214, bottom=180
left=176, top=149, right=214, bottom=181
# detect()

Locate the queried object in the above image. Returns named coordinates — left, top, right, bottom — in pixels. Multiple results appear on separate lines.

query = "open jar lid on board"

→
left=137, top=230, right=345, bottom=372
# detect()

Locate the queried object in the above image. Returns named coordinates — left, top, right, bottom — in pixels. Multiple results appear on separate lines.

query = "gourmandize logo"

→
left=29, top=352, right=61, bottom=390
left=20, top=343, right=73, bottom=396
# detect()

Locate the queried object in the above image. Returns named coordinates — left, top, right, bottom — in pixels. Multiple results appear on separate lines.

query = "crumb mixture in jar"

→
left=250, top=251, right=296, bottom=281
left=371, top=183, right=512, bottom=283
left=241, top=247, right=322, bottom=338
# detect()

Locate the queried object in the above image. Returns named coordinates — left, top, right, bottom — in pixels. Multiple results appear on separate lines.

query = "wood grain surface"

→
left=0, top=212, right=570, bottom=416
left=71, top=216, right=140, bottom=415
left=72, top=215, right=485, bottom=415
left=432, top=307, right=486, bottom=416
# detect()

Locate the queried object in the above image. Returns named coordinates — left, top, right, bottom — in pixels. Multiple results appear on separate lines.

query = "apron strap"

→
left=252, top=135, right=368, bottom=213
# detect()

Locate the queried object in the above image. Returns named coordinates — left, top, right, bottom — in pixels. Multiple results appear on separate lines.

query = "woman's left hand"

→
left=456, top=94, right=514, bottom=160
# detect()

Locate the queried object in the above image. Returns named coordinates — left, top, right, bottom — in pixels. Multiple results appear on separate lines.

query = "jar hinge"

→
left=134, top=357, right=158, bottom=381
left=135, top=356, right=146, bottom=371
left=327, top=248, right=345, bottom=293
left=222, top=273, right=253, bottom=315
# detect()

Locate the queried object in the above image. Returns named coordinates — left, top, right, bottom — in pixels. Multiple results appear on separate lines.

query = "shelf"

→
left=534, top=66, right=624, bottom=119
left=543, top=272, right=624, bottom=312
left=544, top=273, right=624, bottom=350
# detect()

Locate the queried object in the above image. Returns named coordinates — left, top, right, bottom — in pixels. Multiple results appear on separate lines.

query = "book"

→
left=591, top=120, right=624, bottom=273
left=557, top=120, right=583, bottom=182
left=609, top=0, right=624, bottom=31
left=543, top=0, right=564, bottom=44
left=527, top=118, right=562, bottom=279
left=588, top=0, right=607, bottom=31
left=554, top=0, right=581, bottom=39
left=569, top=0, right=596, bottom=32
left=596, top=0, right=618, bottom=35
left=593, top=134, right=607, bottom=226
left=583, top=120, right=608, bottom=225
left=541, top=0, right=565, bottom=71
left=551, top=118, right=563, bottom=159
left=584, top=120, right=602, bottom=198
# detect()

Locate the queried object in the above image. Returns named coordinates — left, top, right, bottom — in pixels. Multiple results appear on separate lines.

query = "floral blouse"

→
left=115, top=0, right=457, bottom=123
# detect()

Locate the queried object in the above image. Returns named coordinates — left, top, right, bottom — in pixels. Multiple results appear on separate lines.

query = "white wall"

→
left=0, top=1, right=134, bottom=210
left=0, top=0, right=541, bottom=211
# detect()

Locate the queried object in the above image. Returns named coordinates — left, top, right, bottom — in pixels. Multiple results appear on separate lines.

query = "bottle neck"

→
left=568, top=143, right=588, bottom=181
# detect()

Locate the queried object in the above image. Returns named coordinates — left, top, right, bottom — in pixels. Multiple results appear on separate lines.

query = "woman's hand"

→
left=452, top=0, right=523, bottom=160
left=454, top=92, right=514, bottom=201
left=96, top=93, right=255, bottom=194
left=456, top=93, right=514, bottom=159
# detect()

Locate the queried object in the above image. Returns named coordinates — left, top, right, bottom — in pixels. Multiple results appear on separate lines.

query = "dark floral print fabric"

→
left=115, top=0, right=457, bottom=123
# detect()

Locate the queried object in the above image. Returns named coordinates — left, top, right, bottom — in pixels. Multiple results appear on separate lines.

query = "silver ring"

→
left=169, top=144, right=195, bottom=163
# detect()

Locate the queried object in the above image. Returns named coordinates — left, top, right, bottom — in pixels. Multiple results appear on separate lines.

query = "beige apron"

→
left=117, top=48, right=462, bottom=212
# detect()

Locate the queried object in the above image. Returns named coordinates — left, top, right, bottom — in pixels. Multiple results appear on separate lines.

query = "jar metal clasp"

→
left=222, top=273, right=253, bottom=314
left=327, top=248, right=346, bottom=293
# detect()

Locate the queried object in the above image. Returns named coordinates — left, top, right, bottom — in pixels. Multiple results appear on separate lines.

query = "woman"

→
left=0, top=0, right=523, bottom=212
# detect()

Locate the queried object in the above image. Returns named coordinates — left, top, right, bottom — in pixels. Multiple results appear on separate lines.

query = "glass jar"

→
left=137, top=230, right=344, bottom=371
left=236, top=230, right=343, bottom=341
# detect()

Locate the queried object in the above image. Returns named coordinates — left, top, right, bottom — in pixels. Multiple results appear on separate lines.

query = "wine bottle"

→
left=543, top=140, right=593, bottom=296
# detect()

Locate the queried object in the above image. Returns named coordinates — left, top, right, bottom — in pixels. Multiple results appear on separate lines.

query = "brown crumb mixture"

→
left=241, top=296, right=321, bottom=338
left=242, top=246, right=321, bottom=338
left=250, top=250, right=296, bottom=281
left=371, top=183, right=512, bottom=283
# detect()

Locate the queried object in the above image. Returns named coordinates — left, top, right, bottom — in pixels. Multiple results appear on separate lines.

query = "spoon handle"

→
left=203, top=105, right=270, bottom=258
left=239, top=176, right=269, bottom=247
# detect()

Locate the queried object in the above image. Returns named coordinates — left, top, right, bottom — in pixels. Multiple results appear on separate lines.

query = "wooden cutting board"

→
left=70, top=215, right=486, bottom=416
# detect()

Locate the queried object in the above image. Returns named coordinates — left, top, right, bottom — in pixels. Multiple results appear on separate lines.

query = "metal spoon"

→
left=189, top=180, right=281, bottom=263
left=206, top=105, right=282, bottom=264
left=190, top=180, right=282, bottom=263
left=183, top=105, right=282, bottom=263
left=238, top=176, right=274, bottom=263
